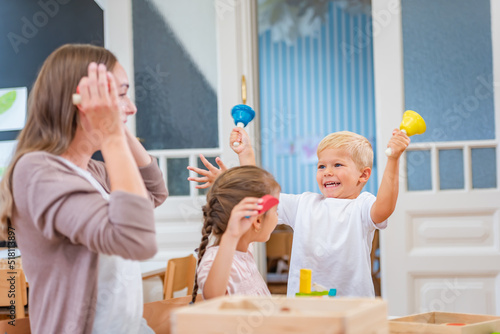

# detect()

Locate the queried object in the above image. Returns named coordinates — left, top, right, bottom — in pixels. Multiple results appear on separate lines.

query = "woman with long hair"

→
left=0, top=44, right=167, bottom=333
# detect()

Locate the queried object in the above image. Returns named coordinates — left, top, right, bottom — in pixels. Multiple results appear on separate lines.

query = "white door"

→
left=373, top=0, right=500, bottom=316
left=104, top=0, right=260, bottom=263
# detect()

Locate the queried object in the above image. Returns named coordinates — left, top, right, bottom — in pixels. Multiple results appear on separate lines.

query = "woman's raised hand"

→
left=76, top=62, right=122, bottom=140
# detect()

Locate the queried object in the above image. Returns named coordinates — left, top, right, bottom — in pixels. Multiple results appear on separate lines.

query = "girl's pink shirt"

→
left=197, top=245, right=271, bottom=298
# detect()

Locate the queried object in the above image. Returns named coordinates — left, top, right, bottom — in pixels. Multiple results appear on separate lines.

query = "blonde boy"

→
left=189, top=128, right=409, bottom=297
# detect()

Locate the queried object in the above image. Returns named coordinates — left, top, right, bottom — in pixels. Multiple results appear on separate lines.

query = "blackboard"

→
left=0, top=0, right=104, bottom=140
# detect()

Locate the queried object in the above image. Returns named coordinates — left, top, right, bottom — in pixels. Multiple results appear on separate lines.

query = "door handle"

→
left=241, top=75, right=247, bottom=105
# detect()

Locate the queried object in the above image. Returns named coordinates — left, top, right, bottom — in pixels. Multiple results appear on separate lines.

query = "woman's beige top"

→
left=11, top=152, right=167, bottom=334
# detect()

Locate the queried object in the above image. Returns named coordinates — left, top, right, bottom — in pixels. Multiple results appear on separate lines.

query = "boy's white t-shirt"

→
left=278, top=191, right=387, bottom=297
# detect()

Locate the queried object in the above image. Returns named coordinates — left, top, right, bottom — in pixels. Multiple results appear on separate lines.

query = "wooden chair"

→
left=266, top=230, right=293, bottom=272
left=163, top=254, right=197, bottom=299
left=0, top=269, right=28, bottom=318
left=265, top=227, right=293, bottom=294
left=370, top=229, right=381, bottom=296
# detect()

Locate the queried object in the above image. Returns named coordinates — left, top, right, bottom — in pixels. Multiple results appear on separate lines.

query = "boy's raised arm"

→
left=370, top=129, right=410, bottom=224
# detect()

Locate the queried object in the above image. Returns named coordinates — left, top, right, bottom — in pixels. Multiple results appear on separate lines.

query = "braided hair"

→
left=191, top=165, right=280, bottom=303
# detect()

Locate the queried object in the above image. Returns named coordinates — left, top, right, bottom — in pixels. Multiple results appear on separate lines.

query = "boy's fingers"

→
left=195, top=183, right=210, bottom=189
left=390, top=137, right=404, bottom=145
left=393, top=137, right=410, bottom=148
left=397, top=131, right=409, bottom=139
left=391, top=132, right=410, bottom=142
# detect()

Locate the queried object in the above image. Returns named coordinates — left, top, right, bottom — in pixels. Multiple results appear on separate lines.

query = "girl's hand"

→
left=77, top=63, right=122, bottom=140
left=225, top=197, right=263, bottom=240
left=230, top=127, right=252, bottom=155
left=386, top=129, right=410, bottom=159
left=187, top=154, right=227, bottom=189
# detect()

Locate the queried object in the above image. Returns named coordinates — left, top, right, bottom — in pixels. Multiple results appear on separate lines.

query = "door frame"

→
left=371, top=0, right=405, bottom=305
left=372, top=0, right=500, bottom=315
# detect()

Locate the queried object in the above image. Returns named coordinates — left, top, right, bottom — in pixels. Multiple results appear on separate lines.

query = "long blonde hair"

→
left=191, top=165, right=281, bottom=302
left=0, top=44, right=117, bottom=239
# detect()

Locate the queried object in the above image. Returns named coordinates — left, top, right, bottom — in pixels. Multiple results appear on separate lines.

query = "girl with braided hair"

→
left=191, top=165, right=280, bottom=302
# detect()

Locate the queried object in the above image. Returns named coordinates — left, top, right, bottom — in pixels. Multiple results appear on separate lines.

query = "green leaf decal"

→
left=0, top=91, right=17, bottom=115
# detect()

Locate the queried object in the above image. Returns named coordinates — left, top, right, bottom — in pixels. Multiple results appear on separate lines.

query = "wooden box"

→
left=389, top=312, right=500, bottom=334
left=171, top=295, right=388, bottom=334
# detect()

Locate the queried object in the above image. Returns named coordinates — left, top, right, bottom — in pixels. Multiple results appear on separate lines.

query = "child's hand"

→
left=230, top=127, right=252, bottom=154
left=225, top=197, right=263, bottom=239
left=386, top=129, right=410, bottom=159
left=187, top=154, right=227, bottom=189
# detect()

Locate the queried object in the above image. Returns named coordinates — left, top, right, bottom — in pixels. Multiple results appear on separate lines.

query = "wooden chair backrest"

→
left=0, top=269, right=27, bottom=318
left=266, top=232, right=293, bottom=258
left=163, top=254, right=197, bottom=299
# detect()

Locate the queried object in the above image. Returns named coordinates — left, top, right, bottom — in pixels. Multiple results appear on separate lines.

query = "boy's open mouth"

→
left=324, top=182, right=340, bottom=188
